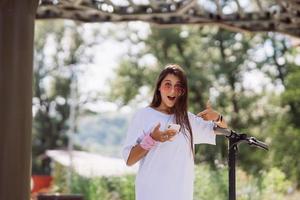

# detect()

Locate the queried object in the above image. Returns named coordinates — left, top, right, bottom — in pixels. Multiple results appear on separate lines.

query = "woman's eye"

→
left=174, top=84, right=182, bottom=90
left=174, top=85, right=184, bottom=94
left=165, top=83, right=172, bottom=88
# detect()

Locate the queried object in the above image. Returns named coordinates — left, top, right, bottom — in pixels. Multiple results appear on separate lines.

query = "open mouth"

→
left=167, top=96, right=176, bottom=101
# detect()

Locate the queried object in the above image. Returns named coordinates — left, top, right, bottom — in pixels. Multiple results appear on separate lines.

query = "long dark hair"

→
left=149, top=64, right=194, bottom=158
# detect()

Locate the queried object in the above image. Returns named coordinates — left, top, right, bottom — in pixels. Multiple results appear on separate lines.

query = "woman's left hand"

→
left=197, top=100, right=219, bottom=121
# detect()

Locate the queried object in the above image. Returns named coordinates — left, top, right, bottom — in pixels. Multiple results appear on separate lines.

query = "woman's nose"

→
left=170, top=87, right=176, bottom=94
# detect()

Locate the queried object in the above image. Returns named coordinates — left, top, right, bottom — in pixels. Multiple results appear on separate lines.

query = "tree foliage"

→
left=32, top=21, right=98, bottom=174
left=107, top=25, right=300, bottom=187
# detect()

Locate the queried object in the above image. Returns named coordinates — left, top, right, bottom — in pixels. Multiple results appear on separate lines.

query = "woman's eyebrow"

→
left=163, top=80, right=181, bottom=84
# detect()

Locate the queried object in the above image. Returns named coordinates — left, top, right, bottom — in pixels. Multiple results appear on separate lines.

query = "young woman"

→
left=122, top=64, right=228, bottom=200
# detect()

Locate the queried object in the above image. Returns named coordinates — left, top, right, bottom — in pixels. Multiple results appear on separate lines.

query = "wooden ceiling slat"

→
left=36, top=0, right=300, bottom=38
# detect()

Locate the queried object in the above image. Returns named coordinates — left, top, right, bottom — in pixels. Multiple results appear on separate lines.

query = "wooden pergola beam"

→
left=1, top=1, right=299, bottom=200
left=35, top=0, right=300, bottom=38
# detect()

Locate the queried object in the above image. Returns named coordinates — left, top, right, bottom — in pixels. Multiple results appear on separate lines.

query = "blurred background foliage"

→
left=52, top=163, right=295, bottom=200
left=107, top=25, right=300, bottom=186
left=32, top=17, right=300, bottom=199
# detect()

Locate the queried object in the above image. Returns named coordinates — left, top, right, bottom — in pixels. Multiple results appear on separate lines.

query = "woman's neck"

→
left=155, top=104, right=173, bottom=114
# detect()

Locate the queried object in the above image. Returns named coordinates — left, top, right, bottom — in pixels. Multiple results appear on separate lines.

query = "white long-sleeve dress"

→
left=122, top=106, right=216, bottom=200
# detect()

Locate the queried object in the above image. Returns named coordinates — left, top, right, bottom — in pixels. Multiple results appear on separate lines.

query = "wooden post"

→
left=0, top=0, right=38, bottom=199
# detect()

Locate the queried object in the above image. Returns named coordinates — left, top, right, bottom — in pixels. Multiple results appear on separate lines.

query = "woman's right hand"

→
left=150, top=123, right=177, bottom=142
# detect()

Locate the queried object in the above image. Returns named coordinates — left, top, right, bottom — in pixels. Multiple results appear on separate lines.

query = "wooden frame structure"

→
left=1, top=0, right=300, bottom=199
left=37, top=0, right=300, bottom=37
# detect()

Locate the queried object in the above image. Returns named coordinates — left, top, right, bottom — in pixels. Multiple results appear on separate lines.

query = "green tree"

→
left=107, top=26, right=266, bottom=169
left=268, top=69, right=300, bottom=185
left=32, top=21, right=98, bottom=174
left=258, top=34, right=300, bottom=186
left=107, top=24, right=300, bottom=187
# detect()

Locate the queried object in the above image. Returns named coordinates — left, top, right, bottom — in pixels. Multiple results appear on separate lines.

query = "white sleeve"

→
left=121, top=110, right=146, bottom=165
left=189, top=112, right=216, bottom=145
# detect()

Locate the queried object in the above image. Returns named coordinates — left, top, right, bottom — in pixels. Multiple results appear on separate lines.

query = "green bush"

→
left=68, top=175, right=135, bottom=200
left=70, top=175, right=111, bottom=200
left=52, top=163, right=292, bottom=200
left=194, top=165, right=291, bottom=200
left=260, top=167, right=292, bottom=200
left=194, top=164, right=227, bottom=200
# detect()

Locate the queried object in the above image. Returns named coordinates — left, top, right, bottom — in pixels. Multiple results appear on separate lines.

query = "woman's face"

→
left=159, top=74, right=184, bottom=108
